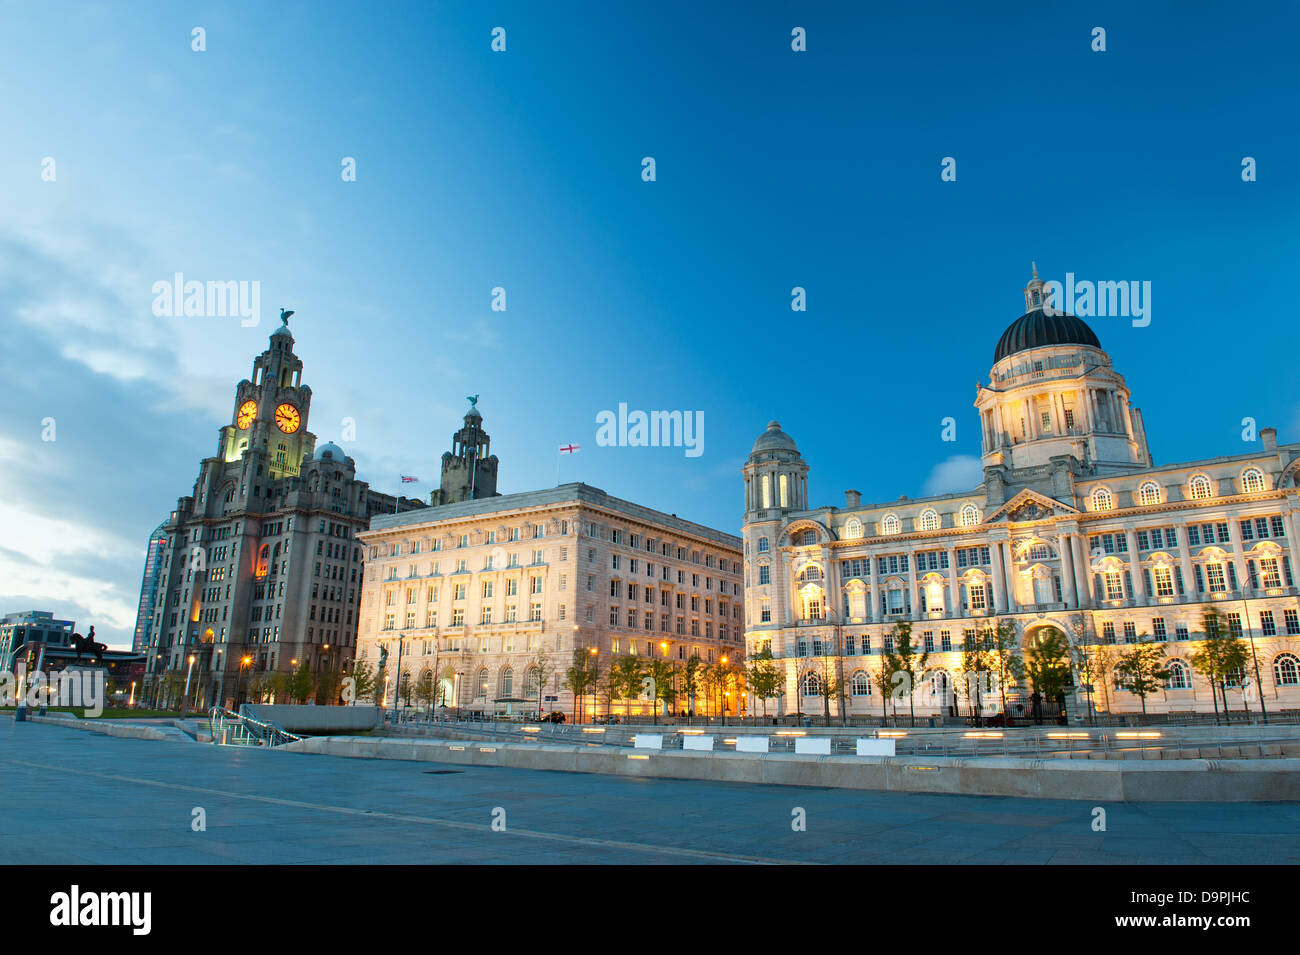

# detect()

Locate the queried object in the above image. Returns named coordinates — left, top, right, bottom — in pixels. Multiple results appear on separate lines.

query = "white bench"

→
left=632, top=734, right=663, bottom=750
left=681, top=735, right=715, bottom=752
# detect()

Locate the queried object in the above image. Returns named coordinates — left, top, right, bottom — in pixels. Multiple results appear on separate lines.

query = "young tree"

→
left=607, top=655, right=643, bottom=722
left=371, top=665, right=389, bottom=707
left=642, top=658, right=676, bottom=724
left=1190, top=609, right=1249, bottom=724
left=871, top=657, right=900, bottom=724
left=985, top=619, right=1025, bottom=722
left=1113, top=639, right=1172, bottom=716
left=681, top=654, right=704, bottom=717
left=413, top=669, right=436, bottom=712
left=884, top=622, right=929, bottom=727
left=562, top=649, right=600, bottom=724
left=525, top=654, right=556, bottom=719
left=315, top=668, right=340, bottom=706
left=348, top=660, right=376, bottom=706
left=1024, top=627, right=1073, bottom=723
left=745, top=647, right=782, bottom=719
left=290, top=660, right=313, bottom=704
left=954, top=629, right=990, bottom=722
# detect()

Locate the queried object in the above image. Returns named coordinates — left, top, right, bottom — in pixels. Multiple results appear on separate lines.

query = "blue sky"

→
left=2, top=1, right=1298, bottom=648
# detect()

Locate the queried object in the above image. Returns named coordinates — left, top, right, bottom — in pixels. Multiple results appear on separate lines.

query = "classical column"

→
left=1060, top=532, right=1079, bottom=608
left=990, top=541, right=1008, bottom=613
left=868, top=554, right=879, bottom=622
left=1071, top=532, right=1092, bottom=608
left=1226, top=520, right=1249, bottom=592
left=908, top=552, right=920, bottom=619
left=946, top=546, right=960, bottom=618
left=1175, top=521, right=1196, bottom=601
left=1126, top=529, right=1146, bottom=605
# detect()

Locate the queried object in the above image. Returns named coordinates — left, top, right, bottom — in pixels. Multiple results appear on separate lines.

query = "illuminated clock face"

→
left=275, top=403, right=301, bottom=434
left=236, top=400, right=257, bottom=429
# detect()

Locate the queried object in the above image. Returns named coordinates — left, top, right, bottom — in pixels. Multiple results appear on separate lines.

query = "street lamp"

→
left=183, top=654, right=196, bottom=713
left=720, top=656, right=728, bottom=726
left=1240, top=594, right=1269, bottom=724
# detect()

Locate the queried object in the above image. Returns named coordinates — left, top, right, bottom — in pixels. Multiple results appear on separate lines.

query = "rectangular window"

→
left=1260, top=610, right=1276, bottom=636
left=1285, top=609, right=1300, bottom=635
left=1102, top=622, right=1115, bottom=644
left=1206, top=563, right=1226, bottom=593
left=1154, top=567, right=1174, bottom=597
left=1152, top=617, right=1166, bottom=640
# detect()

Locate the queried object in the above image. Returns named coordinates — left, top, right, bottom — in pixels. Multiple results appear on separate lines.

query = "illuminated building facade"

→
left=743, top=270, right=1300, bottom=719
left=141, top=316, right=424, bottom=708
left=356, top=455, right=744, bottom=720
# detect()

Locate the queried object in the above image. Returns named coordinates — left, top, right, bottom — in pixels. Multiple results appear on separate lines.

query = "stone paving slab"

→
left=1, top=721, right=1298, bottom=865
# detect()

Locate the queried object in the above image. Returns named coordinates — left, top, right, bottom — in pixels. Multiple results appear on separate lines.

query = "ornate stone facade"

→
left=743, top=272, right=1300, bottom=719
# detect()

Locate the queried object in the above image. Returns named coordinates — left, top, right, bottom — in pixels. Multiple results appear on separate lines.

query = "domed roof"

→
left=313, top=442, right=346, bottom=462
left=751, top=421, right=798, bottom=455
left=993, top=308, right=1100, bottom=364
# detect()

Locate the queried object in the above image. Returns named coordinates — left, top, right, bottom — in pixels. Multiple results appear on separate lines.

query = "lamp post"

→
left=390, top=632, right=406, bottom=717
left=719, top=656, right=729, bottom=726
left=183, top=654, right=196, bottom=714
left=238, top=654, right=251, bottom=707
left=1240, top=595, right=1269, bottom=724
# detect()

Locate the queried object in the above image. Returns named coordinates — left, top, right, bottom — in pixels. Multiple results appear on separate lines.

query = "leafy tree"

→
left=745, top=647, right=782, bottom=719
left=607, top=656, right=644, bottom=721
left=563, top=649, right=601, bottom=724
left=701, top=658, right=740, bottom=723
left=807, top=655, right=842, bottom=727
left=348, top=660, right=376, bottom=706
left=884, top=622, right=929, bottom=727
left=985, top=619, right=1025, bottom=721
left=954, top=629, right=991, bottom=721
left=871, top=657, right=900, bottom=724
left=371, top=665, right=388, bottom=707
left=1190, top=609, right=1250, bottom=724
left=681, top=654, right=704, bottom=716
left=290, top=660, right=313, bottom=704
left=1024, top=627, right=1072, bottom=723
left=1113, top=639, right=1172, bottom=716
left=268, top=671, right=292, bottom=704
left=414, top=670, right=436, bottom=710
left=641, top=658, right=676, bottom=724
left=315, top=668, right=340, bottom=706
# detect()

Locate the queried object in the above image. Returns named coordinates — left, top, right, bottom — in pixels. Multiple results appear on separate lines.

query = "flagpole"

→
left=556, top=448, right=561, bottom=487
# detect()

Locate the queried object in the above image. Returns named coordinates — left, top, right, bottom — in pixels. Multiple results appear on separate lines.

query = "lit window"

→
left=844, top=519, right=864, bottom=540
left=1242, top=468, right=1265, bottom=493
left=881, top=514, right=900, bottom=535
left=1092, top=488, right=1114, bottom=511
left=919, top=509, right=939, bottom=532
left=1189, top=475, right=1212, bottom=500
left=959, top=504, right=980, bottom=527
left=1138, top=482, right=1161, bottom=506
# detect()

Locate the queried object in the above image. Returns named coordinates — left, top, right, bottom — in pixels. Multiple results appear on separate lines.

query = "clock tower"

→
left=219, top=313, right=315, bottom=478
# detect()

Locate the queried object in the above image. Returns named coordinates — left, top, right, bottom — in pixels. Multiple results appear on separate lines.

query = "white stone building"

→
left=356, top=466, right=744, bottom=720
left=743, top=270, right=1300, bottom=720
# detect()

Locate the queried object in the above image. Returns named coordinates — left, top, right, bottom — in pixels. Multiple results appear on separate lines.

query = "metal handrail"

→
left=208, top=706, right=304, bottom=747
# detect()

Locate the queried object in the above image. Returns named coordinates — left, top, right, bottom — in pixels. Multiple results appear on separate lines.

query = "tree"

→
left=315, top=668, right=340, bottom=706
left=985, top=619, right=1024, bottom=721
left=607, top=656, right=644, bottom=721
left=267, top=671, right=291, bottom=704
left=371, top=664, right=388, bottom=707
left=1113, top=639, right=1172, bottom=716
left=702, top=658, right=740, bottom=723
left=954, top=629, right=990, bottom=722
left=807, top=655, right=842, bottom=727
left=348, top=660, right=376, bottom=706
left=526, top=654, right=556, bottom=719
left=563, top=649, right=600, bottom=724
left=642, top=658, right=676, bottom=724
left=1190, top=609, right=1250, bottom=724
left=414, top=670, right=436, bottom=711
left=745, top=647, right=782, bottom=719
left=871, top=657, right=900, bottom=724
left=1024, top=628, right=1072, bottom=723
left=290, top=661, right=313, bottom=704
left=884, top=622, right=929, bottom=727
left=681, top=654, right=704, bottom=716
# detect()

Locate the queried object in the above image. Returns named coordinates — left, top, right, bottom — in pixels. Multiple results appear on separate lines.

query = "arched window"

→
left=802, top=530, right=817, bottom=546
left=1138, top=481, right=1161, bottom=506
left=499, top=667, right=514, bottom=698
left=850, top=671, right=872, bottom=696
left=844, top=518, right=864, bottom=540
left=800, top=671, right=823, bottom=697
left=779, top=474, right=790, bottom=508
left=1188, top=475, right=1213, bottom=500
left=919, top=509, right=940, bottom=532
left=881, top=514, right=900, bottom=535
left=1242, top=467, right=1265, bottom=494
left=1091, top=487, right=1114, bottom=511
left=798, top=565, right=823, bottom=583
left=524, top=667, right=540, bottom=700
left=1274, top=653, right=1300, bottom=687
left=1165, top=660, right=1190, bottom=690
left=959, top=503, right=980, bottom=527
left=475, top=667, right=489, bottom=699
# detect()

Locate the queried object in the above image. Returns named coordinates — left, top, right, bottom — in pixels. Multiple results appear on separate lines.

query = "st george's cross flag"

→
left=400, top=475, right=419, bottom=483
left=559, top=443, right=580, bottom=454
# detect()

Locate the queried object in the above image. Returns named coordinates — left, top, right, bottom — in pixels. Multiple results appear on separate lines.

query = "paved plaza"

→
left=2, top=722, right=1298, bottom=864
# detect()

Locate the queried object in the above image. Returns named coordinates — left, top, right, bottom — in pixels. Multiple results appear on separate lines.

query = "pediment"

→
left=985, top=488, right=1079, bottom=524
